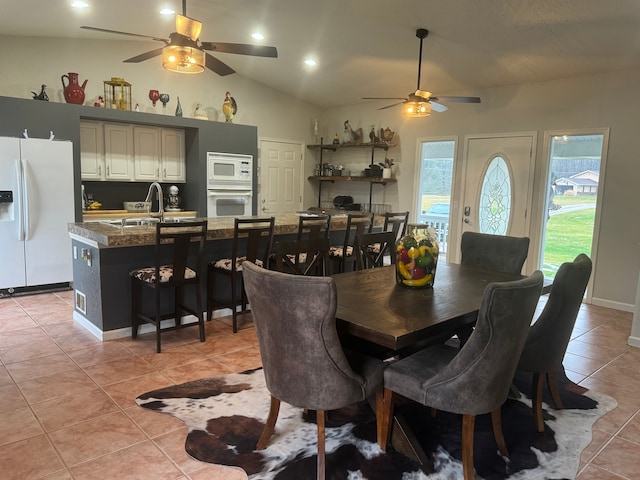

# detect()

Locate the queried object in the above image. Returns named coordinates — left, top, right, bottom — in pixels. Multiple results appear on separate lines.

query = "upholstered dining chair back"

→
left=242, top=261, right=384, bottom=479
left=354, top=231, right=397, bottom=270
left=378, top=271, right=543, bottom=480
left=418, top=271, right=543, bottom=414
left=517, top=253, right=592, bottom=431
left=460, top=231, right=530, bottom=274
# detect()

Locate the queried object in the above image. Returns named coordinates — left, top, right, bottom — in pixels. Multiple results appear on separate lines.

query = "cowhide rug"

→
left=136, top=368, right=616, bottom=480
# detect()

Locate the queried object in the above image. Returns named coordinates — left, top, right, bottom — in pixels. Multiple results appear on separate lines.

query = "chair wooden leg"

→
left=532, top=372, right=545, bottom=432
left=195, top=282, right=205, bottom=343
left=231, top=272, right=238, bottom=333
left=491, top=407, right=509, bottom=457
left=547, top=372, right=563, bottom=409
left=206, top=266, right=214, bottom=322
left=257, top=396, right=281, bottom=450
left=378, top=387, right=395, bottom=451
left=316, top=409, right=326, bottom=480
left=174, top=286, right=183, bottom=328
left=374, top=387, right=384, bottom=447
left=155, top=288, right=162, bottom=353
left=131, top=280, right=139, bottom=339
left=461, top=414, right=475, bottom=480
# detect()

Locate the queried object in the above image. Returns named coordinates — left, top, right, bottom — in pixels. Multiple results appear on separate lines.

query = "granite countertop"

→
left=82, top=210, right=198, bottom=221
left=68, top=213, right=383, bottom=248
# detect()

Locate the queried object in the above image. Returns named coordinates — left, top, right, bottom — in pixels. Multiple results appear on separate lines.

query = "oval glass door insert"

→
left=478, top=156, right=512, bottom=235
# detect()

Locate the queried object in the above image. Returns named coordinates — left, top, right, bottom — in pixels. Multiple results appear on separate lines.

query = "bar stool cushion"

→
left=130, top=265, right=196, bottom=283
left=213, top=257, right=264, bottom=271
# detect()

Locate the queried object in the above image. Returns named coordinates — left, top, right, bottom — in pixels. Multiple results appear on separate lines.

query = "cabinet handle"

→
left=98, top=165, right=101, bottom=176
left=163, top=168, right=166, bottom=178
left=156, top=168, right=159, bottom=177
left=106, top=165, right=109, bottom=176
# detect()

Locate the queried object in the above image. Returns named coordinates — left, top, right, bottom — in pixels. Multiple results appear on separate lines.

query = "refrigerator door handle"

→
left=21, top=158, right=30, bottom=241
left=15, top=159, right=24, bottom=241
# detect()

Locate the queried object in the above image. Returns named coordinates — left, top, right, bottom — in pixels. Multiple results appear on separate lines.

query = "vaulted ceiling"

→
left=4, top=0, right=640, bottom=108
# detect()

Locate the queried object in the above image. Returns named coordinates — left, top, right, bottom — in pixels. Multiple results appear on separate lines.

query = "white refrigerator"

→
left=0, top=137, right=75, bottom=291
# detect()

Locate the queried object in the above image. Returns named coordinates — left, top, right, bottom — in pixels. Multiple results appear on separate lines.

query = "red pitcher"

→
left=61, top=72, right=87, bottom=105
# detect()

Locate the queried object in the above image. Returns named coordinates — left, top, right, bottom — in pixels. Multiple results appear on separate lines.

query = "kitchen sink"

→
left=101, top=218, right=160, bottom=228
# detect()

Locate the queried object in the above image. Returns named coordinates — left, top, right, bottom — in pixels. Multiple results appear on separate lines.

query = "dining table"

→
left=331, top=262, right=549, bottom=467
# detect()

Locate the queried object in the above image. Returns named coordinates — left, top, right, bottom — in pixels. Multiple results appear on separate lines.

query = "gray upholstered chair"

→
left=517, top=253, right=592, bottom=432
left=242, top=261, right=385, bottom=480
left=460, top=231, right=530, bottom=274
left=378, top=271, right=544, bottom=480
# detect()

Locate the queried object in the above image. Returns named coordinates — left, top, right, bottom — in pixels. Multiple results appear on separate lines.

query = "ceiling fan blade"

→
left=201, top=42, right=278, bottom=58
left=176, top=14, right=202, bottom=41
left=431, top=95, right=481, bottom=104
left=361, top=97, right=408, bottom=101
left=123, top=48, right=164, bottom=63
left=81, top=26, right=167, bottom=43
left=378, top=101, right=405, bottom=110
left=429, top=101, right=450, bottom=113
left=205, top=53, right=236, bottom=76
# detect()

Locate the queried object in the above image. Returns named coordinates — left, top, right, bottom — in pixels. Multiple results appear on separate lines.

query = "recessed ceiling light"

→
left=71, top=1, right=89, bottom=8
left=251, top=32, right=265, bottom=41
left=160, top=7, right=175, bottom=15
left=304, top=58, right=317, bottom=67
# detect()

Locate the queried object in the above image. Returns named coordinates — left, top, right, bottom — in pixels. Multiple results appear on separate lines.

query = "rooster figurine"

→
left=222, top=91, right=237, bottom=123
left=31, top=84, right=49, bottom=101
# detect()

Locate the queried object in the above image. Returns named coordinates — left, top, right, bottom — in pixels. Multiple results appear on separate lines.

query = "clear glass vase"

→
left=395, top=224, right=440, bottom=288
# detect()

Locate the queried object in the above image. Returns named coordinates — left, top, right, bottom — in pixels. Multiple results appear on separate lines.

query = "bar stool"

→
left=130, top=220, right=208, bottom=353
left=206, top=217, right=275, bottom=333
left=328, top=212, right=373, bottom=273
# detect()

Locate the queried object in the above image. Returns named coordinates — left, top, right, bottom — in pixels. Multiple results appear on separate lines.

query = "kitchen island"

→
left=68, top=213, right=382, bottom=339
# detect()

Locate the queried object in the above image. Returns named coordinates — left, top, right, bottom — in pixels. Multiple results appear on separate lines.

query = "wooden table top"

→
left=332, top=263, right=528, bottom=351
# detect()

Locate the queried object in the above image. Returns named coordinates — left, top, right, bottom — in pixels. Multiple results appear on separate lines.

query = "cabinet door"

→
left=79, top=121, right=105, bottom=180
left=104, top=123, right=134, bottom=181
left=160, top=128, right=185, bottom=182
left=133, top=126, right=161, bottom=181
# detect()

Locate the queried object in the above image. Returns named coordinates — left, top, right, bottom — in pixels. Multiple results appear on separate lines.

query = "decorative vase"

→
left=175, top=96, right=183, bottom=117
left=159, top=93, right=170, bottom=112
left=148, top=89, right=160, bottom=107
left=61, top=72, right=87, bottom=105
left=395, top=224, right=439, bottom=289
left=383, top=167, right=392, bottom=179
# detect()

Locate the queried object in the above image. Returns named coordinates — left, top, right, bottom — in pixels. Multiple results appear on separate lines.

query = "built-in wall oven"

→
left=206, top=152, right=253, bottom=217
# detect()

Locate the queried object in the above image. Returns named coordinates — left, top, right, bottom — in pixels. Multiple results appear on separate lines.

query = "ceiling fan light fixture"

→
left=403, top=101, right=431, bottom=117
left=162, top=44, right=205, bottom=73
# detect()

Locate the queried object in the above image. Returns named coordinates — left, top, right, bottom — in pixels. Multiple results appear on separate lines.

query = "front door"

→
left=258, top=139, right=302, bottom=214
left=456, top=133, right=536, bottom=268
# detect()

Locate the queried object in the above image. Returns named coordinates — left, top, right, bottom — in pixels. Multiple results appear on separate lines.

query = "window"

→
left=479, top=156, right=512, bottom=235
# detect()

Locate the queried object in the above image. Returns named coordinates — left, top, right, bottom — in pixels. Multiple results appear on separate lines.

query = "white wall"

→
left=1, top=35, right=638, bottom=311
left=319, top=69, right=640, bottom=311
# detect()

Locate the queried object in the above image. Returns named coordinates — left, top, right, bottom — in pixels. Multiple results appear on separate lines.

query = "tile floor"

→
left=0, top=289, right=637, bottom=479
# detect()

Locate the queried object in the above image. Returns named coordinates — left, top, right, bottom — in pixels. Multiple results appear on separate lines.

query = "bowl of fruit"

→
left=395, top=225, right=439, bottom=288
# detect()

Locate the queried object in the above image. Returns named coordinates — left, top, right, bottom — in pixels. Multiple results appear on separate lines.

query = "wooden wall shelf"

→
left=308, top=175, right=395, bottom=185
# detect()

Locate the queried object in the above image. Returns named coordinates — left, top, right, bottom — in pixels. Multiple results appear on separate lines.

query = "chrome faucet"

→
left=145, top=182, right=164, bottom=222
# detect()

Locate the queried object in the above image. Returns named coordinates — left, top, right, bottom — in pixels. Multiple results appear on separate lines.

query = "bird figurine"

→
left=31, top=84, right=49, bottom=101
left=222, top=91, right=237, bottom=123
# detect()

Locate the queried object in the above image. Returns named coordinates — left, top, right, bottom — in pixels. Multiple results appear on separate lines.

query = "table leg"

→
left=390, top=413, right=433, bottom=470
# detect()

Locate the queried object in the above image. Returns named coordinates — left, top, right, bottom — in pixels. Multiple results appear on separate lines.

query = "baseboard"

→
left=75, top=307, right=234, bottom=341
left=627, top=335, right=640, bottom=348
left=591, top=296, right=634, bottom=313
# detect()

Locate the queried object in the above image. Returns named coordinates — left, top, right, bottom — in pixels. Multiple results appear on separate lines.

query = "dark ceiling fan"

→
left=362, top=28, right=480, bottom=115
left=81, top=0, right=277, bottom=76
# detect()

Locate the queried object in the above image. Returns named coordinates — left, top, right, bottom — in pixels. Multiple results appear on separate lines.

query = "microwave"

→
left=207, top=152, right=253, bottom=190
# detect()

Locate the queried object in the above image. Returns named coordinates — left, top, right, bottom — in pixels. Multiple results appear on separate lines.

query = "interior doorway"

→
left=539, top=131, right=609, bottom=299
left=258, top=139, right=303, bottom=215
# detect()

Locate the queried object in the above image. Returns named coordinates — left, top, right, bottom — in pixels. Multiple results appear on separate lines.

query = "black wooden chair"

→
left=354, top=231, right=397, bottom=269
left=273, top=237, right=330, bottom=276
left=328, top=212, right=374, bottom=273
left=130, top=220, right=208, bottom=353
left=206, top=217, right=275, bottom=333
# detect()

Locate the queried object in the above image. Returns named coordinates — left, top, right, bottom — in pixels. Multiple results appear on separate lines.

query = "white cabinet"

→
left=80, top=121, right=105, bottom=180
left=133, top=126, right=161, bottom=181
left=104, top=123, right=134, bottom=180
left=80, top=121, right=185, bottom=183
left=160, top=128, right=185, bottom=182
